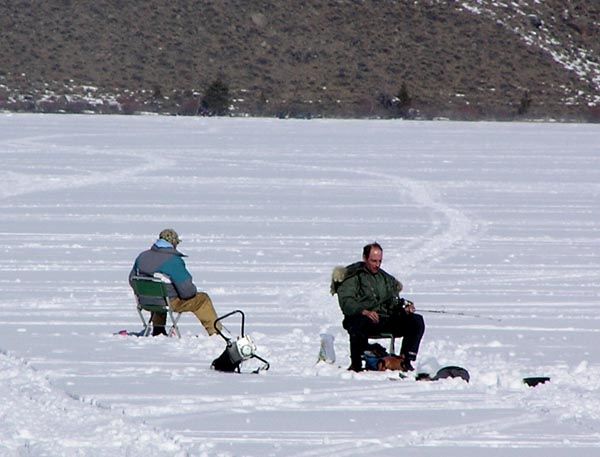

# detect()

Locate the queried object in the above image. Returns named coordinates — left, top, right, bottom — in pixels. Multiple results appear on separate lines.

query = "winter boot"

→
left=152, top=326, right=168, bottom=336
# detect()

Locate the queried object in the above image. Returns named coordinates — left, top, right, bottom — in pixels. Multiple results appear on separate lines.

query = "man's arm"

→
left=160, top=256, right=198, bottom=299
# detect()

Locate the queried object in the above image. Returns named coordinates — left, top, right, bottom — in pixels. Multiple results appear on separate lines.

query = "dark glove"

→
left=400, top=298, right=415, bottom=314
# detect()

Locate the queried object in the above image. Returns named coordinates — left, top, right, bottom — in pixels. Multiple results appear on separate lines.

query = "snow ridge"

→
left=0, top=349, right=188, bottom=456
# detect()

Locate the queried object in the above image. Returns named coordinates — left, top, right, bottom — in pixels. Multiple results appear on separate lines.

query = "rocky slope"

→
left=1, top=0, right=598, bottom=120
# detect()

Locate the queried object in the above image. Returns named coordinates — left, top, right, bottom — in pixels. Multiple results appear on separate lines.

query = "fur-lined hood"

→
left=330, top=262, right=362, bottom=295
left=330, top=265, right=349, bottom=295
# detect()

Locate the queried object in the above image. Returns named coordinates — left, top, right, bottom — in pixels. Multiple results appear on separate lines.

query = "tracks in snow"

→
left=0, top=349, right=188, bottom=456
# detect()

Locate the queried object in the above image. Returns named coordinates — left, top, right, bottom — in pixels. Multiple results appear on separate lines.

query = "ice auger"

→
left=211, top=310, right=270, bottom=373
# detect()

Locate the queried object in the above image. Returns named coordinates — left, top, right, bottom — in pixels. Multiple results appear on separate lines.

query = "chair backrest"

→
left=131, top=276, right=181, bottom=337
left=131, top=276, right=169, bottom=300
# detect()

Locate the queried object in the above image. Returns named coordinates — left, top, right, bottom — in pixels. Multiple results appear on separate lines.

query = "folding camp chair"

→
left=131, top=276, right=182, bottom=338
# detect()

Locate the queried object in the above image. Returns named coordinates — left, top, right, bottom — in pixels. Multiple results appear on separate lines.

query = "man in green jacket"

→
left=333, top=242, right=425, bottom=372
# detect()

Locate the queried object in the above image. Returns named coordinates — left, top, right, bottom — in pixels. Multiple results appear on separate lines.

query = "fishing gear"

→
left=419, top=308, right=502, bottom=322
left=211, top=310, right=270, bottom=373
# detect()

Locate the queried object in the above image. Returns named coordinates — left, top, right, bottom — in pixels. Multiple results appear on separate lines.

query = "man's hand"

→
left=362, top=309, right=380, bottom=323
left=403, top=300, right=416, bottom=314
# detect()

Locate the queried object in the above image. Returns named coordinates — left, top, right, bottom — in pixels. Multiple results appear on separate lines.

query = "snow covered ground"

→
left=0, top=114, right=599, bottom=456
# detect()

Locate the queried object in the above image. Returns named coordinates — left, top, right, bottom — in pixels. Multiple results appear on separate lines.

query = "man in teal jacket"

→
left=129, top=228, right=220, bottom=336
left=333, top=242, right=425, bottom=372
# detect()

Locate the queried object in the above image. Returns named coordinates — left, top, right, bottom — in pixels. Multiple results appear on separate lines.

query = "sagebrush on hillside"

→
left=0, top=0, right=598, bottom=120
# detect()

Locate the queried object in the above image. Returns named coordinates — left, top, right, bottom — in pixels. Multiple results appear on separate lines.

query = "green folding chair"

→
left=131, top=276, right=182, bottom=338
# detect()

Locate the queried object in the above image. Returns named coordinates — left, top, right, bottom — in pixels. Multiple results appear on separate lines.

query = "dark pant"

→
left=343, top=312, right=425, bottom=369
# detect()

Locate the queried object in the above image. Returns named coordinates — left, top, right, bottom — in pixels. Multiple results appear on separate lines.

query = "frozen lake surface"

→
left=0, top=114, right=599, bottom=456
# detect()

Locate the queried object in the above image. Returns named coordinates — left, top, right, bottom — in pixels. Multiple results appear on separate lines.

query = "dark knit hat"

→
left=159, top=228, right=180, bottom=247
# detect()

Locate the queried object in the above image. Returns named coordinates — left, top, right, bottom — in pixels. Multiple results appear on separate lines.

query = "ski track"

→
left=0, top=135, right=164, bottom=201
left=0, top=349, right=188, bottom=456
left=1, top=115, right=599, bottom=455
left=260, top=160, right=482, bottom=330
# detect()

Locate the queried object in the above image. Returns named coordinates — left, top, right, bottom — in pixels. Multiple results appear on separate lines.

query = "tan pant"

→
left=151, top=292, right=220, bottom=335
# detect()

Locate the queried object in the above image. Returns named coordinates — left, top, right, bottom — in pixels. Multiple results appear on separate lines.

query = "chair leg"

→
left=389, top=338, right=396, bottom=355
left=167, top=309, right=182, bottom=338
left=137, top=307, right=151, bottom=336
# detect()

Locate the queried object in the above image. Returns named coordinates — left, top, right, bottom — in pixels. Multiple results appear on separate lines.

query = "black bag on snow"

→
left=211, top=345, right=242, bottom=372
left=416, top=365, right=470, bottom=382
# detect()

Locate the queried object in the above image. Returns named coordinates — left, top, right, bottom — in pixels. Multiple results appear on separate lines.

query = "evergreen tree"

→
left=397, top=83, right=412, bottom=113
left=200, top=79, right=230, bottom=116
left=517, top=91, right=532, bottom=116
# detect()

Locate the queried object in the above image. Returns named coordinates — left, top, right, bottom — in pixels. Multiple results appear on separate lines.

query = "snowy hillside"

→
left=459, top=0, right=600, bottom=107
left=0, top=114, right=599, bottom=456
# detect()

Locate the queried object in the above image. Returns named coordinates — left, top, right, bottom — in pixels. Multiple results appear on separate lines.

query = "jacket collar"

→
left=151, top=239, right=187, bottom=257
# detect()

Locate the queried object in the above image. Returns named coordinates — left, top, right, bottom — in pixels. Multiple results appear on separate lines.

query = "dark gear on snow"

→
left=362, top=343, right=414, bottom=372
left=211, top=310, right=270, bottom=374
left=522, top=376, right=550, bottom=387
left=416, top=366, right=470, bottom=382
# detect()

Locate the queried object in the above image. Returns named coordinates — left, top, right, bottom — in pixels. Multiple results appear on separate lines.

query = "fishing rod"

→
left=380, top=305, right=502, bottom=322
left=419, top=308, right=502, bottom=322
